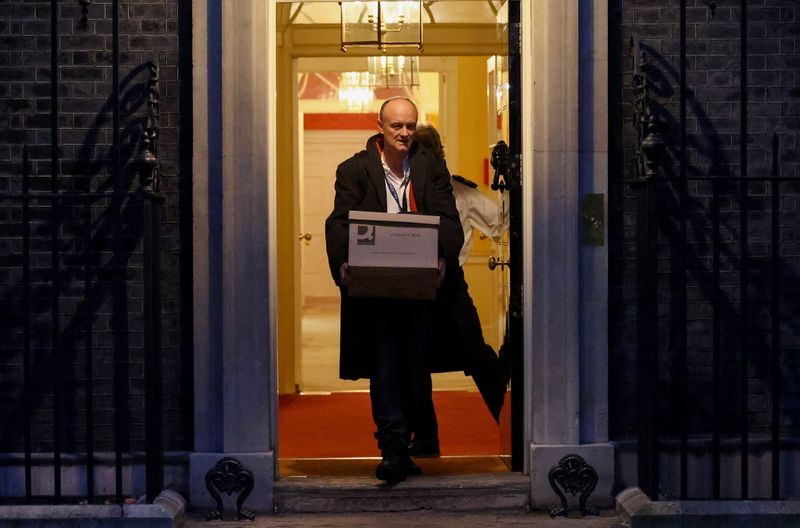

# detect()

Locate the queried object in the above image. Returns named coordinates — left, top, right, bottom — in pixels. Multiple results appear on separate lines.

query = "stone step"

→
left=274, top=473, right=531, bottom=513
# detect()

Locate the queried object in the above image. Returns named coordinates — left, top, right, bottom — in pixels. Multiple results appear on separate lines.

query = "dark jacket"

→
left=325, top=134, right=464, bottom=379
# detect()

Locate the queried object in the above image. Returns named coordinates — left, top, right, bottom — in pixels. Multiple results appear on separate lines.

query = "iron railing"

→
left=632, top=0, right=797, bottom=500
left=0, top=0, right=164, bottom=504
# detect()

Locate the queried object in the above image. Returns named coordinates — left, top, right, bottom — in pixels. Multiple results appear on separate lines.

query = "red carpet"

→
left=278, top=391, right=503, bottom=458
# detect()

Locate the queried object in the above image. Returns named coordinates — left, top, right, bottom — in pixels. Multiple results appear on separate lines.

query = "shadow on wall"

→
left=0, top=62, right=159, bottom=454
left=627, top=42, right=800, bottom=437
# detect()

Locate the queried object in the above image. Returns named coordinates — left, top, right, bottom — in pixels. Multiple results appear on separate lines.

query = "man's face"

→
left=378, top=99, right=418, bottom=156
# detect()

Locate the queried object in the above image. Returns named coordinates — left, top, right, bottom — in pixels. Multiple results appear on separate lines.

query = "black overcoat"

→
left=325, top=134, right=465, bottom=380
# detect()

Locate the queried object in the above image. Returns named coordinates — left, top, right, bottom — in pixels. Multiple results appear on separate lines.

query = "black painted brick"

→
left=0, top=0, right=188, bottom=454
left=610, top=0, right=800, bottom=444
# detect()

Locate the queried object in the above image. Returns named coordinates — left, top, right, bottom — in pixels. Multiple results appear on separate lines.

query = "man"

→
left=409, top=124, right=510, bottom=458
left=324, top=97, right=463, bottom=483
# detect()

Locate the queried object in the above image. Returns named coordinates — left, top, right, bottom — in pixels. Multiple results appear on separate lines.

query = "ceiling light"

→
left=368, top=55, right=419, bottom=88
left=338, top=72, right=374, bottom=112
left=340, top=1, right=424, bottom=52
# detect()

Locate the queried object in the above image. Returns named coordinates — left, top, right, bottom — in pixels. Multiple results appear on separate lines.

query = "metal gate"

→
left=0, top=0, right=165, bottom=504
left=631, top=0, right=799, bottom=500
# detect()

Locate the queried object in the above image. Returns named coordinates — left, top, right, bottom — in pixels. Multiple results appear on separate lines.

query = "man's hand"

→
left=339, top=262, right=353, bottom=286
left=435, top=257, right=446, bottom=288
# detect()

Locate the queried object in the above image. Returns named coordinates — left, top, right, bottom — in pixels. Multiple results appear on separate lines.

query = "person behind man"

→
left=324, top=97, right=464, bottom=483
left=408, top=123, right=510, bottom=458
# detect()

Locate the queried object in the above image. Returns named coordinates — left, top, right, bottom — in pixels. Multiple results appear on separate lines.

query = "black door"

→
left=490, top=0, right=523, bottom=471
left=506, top=0, right=524, bottom=472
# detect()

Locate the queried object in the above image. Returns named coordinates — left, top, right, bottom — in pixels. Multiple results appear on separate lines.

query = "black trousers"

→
left=367, top=299, right=435, bottom=451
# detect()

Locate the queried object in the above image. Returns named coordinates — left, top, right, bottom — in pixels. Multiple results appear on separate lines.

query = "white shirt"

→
left=381, top=155, right=411, bottom=213
left=452, top=179, right=508, bottom=266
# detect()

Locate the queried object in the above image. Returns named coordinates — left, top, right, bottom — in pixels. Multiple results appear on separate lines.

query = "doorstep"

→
left=274, top=472, right=530, bottom=513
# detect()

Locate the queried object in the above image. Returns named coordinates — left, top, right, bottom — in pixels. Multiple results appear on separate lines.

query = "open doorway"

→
left=274, top=1, right=514, bottom=477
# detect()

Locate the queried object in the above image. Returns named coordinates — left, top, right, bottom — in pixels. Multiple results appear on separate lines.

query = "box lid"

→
left=348, top=210, right=440, bottom=227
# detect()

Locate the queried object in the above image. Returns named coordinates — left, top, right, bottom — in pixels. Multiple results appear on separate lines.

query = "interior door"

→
left=484, top=53, right=513, bottom=463
left=299, top=127, right=370, bottom=393
left=300, top=130, right=356, bottom=303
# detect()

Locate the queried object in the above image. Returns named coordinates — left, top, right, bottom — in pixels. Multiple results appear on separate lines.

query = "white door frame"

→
left=188, top=0, right=612, bottom=512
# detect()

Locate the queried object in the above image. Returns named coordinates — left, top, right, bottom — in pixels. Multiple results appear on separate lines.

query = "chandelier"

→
left=368, top=55, right=419, bottom=88
left=340, top=1, right=424, bottom=52
left=338, top=72, right=374, bottom=112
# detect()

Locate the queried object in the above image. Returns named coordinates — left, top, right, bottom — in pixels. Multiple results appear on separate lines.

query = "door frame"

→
left=274, top=6, right=510, bottom=397
left=189, top=0, right=612, bottom=511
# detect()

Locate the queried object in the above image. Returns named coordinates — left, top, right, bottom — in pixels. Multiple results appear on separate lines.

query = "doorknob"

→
left=298, top=233, right=312, bottom=241
left=488, top=256, right=508, bottom=270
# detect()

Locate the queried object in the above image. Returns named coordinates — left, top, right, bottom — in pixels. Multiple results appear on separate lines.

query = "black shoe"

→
left=408, top=439, right=440, bottom=458
left=375, top=439, right=408, bottom=484
left=375, top=457, right=406, bottom=483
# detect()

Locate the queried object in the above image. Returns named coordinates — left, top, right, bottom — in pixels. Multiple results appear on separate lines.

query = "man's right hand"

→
left=339, top=262, right=353, bottom=286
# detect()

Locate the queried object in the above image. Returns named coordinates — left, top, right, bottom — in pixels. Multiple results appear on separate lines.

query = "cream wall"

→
left=454, top=56, right=489, bottom=188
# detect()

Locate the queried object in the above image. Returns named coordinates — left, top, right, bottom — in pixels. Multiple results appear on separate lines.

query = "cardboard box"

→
left=347, top=210, right=440, bottom=300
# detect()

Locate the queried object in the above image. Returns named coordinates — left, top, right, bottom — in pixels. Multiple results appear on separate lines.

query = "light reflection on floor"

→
left=280, top=456, right=511, bottom=478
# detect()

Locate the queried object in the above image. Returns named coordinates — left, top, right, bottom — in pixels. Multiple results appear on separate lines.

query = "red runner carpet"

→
left=278, top=391, right=502, bottom=458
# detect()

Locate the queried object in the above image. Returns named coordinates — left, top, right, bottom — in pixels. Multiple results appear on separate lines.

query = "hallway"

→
left=278, top=298, right=509, bottom=474
left=299, top=298, right=478, bottom=393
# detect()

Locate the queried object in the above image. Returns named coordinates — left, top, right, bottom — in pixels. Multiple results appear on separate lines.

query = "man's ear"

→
left=376, top=118, right=382, bottom=132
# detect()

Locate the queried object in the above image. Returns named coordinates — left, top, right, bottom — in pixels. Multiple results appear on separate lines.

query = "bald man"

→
left=325, top=97, right=464, bottom=483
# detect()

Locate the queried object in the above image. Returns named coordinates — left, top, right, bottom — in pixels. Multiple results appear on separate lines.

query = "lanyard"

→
left=382, top=156, right=411, bottom=212
left=386, top=175, right=410, bottom=212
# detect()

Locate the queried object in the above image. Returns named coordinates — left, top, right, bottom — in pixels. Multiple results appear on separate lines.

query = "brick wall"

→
left=609, top=0, right=800, bottom=439
left=0, top=0, right=190, bottom=452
